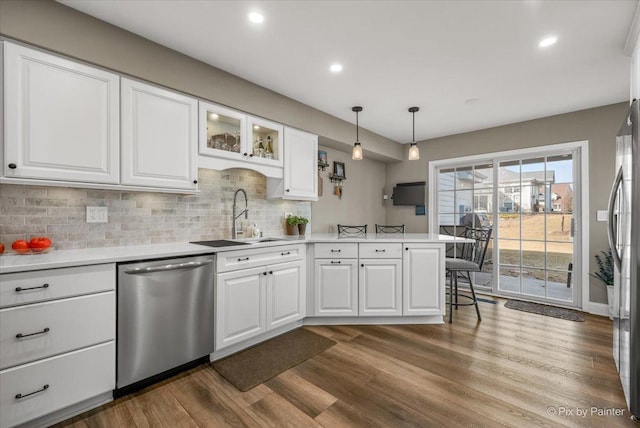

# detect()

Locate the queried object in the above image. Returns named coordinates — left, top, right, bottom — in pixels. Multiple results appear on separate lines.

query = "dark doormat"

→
left=213, top=328, right=336, bottom=391
left=505, top=300, right=585, bottom=322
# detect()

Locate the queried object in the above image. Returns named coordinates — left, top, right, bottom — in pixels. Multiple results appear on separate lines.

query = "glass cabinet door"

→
left=247, top=116, right=284, bottom=167
left=199, top=101, right=246, bottom=159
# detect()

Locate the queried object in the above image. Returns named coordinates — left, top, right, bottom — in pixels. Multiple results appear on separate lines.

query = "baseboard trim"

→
left=304, top=315, right=444, bottom=325
left=587, top=302, right=610, bottom=317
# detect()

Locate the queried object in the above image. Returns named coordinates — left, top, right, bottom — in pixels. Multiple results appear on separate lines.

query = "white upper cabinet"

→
left=3, top=42, right=120, bottom=184
left=199, top=100, right=246, bottom=162
left=198, top=102, right=285, bottom=178
left=246, top=116, right=284, bottom=168
left=121, top=78, right=198, bottom=190
left=267, top=127, right=318, bottom=201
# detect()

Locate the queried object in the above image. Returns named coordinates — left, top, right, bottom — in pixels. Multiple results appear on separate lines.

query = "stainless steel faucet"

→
left=232, top=188, right=249, bottom=239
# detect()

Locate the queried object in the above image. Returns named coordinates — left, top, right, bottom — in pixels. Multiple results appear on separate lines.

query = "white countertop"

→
left=0, top=233, right=471, bottom=273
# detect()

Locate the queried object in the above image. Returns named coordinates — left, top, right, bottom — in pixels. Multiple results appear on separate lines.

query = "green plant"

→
left=297, top=216, right=309, bottom=225
left=286, top=215, right=299, bottom=226
left=591, top=249, right=614, bottom=286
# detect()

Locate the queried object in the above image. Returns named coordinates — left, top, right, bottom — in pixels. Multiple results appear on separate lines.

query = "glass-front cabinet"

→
left=199, top=101, right=246, bottom=160
left=247, top=116, right=284, bottom=168
left=199, top=102, right=284, bottom=168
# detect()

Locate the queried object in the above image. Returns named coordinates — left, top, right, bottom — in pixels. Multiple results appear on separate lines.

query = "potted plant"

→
left=591, top=249, right=615, bottom=318
left=297, top=216, right=309, bottom=235
left=286, top=215, right=299, bottom=235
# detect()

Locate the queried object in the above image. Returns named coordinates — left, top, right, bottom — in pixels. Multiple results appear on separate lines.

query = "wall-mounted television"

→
left=392, top=182, right=426, bottom=206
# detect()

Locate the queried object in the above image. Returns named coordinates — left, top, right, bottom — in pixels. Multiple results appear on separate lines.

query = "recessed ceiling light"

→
left=538, top=36, right=558, bottom=48
left=248, top=12, right=264, bottom=24
left=329, top=63, right=343, bottom=73
left=210, top=113, right=219, bottom=120
left=254, top=125, right=260, bottom=130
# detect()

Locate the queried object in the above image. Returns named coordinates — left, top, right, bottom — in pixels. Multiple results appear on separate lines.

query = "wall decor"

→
left=333, top=161, right=346, bottom=179
left=318, top=150, right=328, bottom=165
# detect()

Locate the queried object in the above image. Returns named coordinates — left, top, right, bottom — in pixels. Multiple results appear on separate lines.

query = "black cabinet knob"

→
left=361, top=264, right=364, bottom=267
left=286, top=189, right=290, bottom=192
left=263, top=272, right=267, bottom=276
left=249, top=154, right=254, bottom=157
left=8, top=163, right=17, bottom=169
left=193, top=180, right=198, bottom=184
left=269, top=271, right=273, bottom=274
left=243, top=152, right=248, bottom=156
left=405, top=247, right=409, bottom=251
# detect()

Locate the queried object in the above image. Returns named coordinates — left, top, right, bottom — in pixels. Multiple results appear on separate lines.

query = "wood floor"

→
left=55, top=300, right=637, bottom=428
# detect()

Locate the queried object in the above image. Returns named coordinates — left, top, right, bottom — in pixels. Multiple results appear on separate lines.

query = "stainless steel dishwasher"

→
left=116, top=255, right=215, bottom=393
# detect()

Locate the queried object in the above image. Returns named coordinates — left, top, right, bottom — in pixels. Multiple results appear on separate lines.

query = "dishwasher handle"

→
left=123, top=259, right=214, bottom=275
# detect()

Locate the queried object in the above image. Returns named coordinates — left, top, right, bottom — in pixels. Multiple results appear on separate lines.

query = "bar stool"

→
left=375, top=224, right=405, bottom=234
left=337, top=225, right=367, bottom=237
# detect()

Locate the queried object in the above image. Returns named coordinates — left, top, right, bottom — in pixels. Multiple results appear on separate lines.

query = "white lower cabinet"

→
left=359, top=259, right=402, bottom=316
left=0, top=264, right=116, bottom=428
left=313, top=242, right=445, bottom=319
left=314, top=259, right=358, bottom=316
left=215, top=253, right=305, bottom=350
left=215, top=266, right=266, bottom=350
left=403, top=244, right=445, bottom=316
left=0, top=342, right=115, bottom=428
left=267, top=261, right=306, bottom=330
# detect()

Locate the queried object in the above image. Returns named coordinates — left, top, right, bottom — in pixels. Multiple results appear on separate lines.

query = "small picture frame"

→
left=333, top=161, right=346, bottom=179
left=318, top=150, right=328, bottom=165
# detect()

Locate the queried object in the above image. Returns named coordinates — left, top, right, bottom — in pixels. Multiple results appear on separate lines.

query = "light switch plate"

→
left=87, top=206, right=108, bottom=223
left=596, top=210, right=608, bottom=222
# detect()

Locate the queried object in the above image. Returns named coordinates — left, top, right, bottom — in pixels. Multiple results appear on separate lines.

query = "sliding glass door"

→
left=435, top=147, right=581, bottom=307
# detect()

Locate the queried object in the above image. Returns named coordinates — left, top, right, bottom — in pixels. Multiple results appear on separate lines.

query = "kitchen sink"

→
left=190, top=240, right=251, bottom=248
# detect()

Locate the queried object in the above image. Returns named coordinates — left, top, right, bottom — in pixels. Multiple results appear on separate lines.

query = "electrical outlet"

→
left=284, top=212, right=293, bottom=219
left=87, top=206, right=108, bottom=223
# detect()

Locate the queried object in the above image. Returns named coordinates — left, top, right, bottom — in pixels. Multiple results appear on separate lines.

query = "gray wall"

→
left=312, top=147, right=386, bottom=233
left=0, top=0, right=402, bottom=161
left=385, top=102, right=629, bottom=304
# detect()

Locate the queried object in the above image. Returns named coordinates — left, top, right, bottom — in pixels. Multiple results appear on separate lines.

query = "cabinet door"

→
left=247, top=116, right=284, bottom=167
left=283, top=127, right=318, bottom=200
left=266, top=260, right=305, bottom=330
left=359, top=259, right=402, bottom=316
left=4, top=43, right=120, bottom=183
left=121, top=78, right=197, bottom=190
left=198, top=100, right=246, bottom=161
left=403, top=244, right=445, bottom=316
left=216, top=267, right=266, bottom=349
left=314, top=259, right=358, bottom=316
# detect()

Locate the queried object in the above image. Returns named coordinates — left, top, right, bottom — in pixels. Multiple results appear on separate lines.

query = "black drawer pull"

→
left=8, top=163, right=17, bottom=169
left=16, top=327, right=50, bottom=339
left=330, top=249, right=341, bottom=253
left=375, top=249, right=386, bottom=252
left=237, top=257, right=250, bottom=262
left=269, top=271, right=273, bottom=274
left=15, top=283, right=50, bottom=293
left=281, top=251, right=291, bottom=256
left=330, top=261, right=341, bottom=264
left=15, top=384, right=49, bottom=399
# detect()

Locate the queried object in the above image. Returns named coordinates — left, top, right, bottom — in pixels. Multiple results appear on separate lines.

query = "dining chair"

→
left=375, top=224, right=405, bottom=234
left=445, top=227, right=492, bottom=323
left=337, top=224, right=367, bottom=237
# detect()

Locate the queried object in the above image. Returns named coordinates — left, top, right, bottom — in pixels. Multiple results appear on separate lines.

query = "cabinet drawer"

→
left=0, top=341, right=115, bottom=428
left=0, top=264, right=115, bottom=308
left=217, top=244, right=304, bottom=273
left=0, top=292, right=115, bottom=370
left=359, top=243, right=402, bottom=259
left=314, top=243, right=358, bottom=259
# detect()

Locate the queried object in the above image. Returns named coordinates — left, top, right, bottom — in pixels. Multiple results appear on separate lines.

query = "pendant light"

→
left=351, top=106, right=363, bottom=160
left=408, top=106, right=420, bottom=160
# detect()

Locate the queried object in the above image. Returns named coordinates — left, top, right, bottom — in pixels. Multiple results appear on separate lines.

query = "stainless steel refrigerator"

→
left=610, top=99, right=639, bottom=421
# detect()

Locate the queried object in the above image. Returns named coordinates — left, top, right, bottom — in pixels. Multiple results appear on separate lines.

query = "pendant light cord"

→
left=412, top=110, right=415, bottom=143
left=356, top=110, right=359, bottom=141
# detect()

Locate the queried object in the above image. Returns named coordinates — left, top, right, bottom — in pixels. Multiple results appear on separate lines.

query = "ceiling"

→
left=60, top=0, right=637, bottom=143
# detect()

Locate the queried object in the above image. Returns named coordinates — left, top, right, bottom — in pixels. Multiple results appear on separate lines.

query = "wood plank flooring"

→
left=55, top=300, right=637, bottom=427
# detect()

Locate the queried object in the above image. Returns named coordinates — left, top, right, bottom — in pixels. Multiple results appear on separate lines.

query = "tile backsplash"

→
left=0, top=169, right=311, bottom=250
